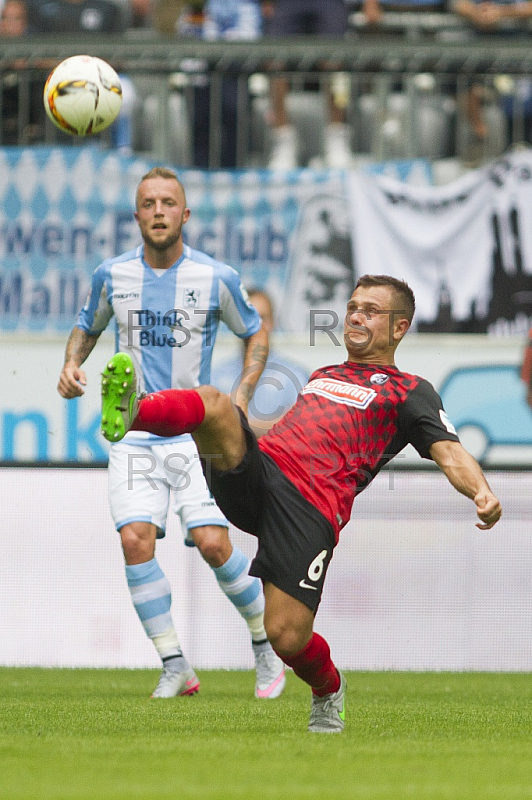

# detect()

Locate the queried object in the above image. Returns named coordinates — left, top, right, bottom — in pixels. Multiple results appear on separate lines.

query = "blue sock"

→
left=125, top=558, right=184, bottom=662
left=212, top=548, right=266, bottom=641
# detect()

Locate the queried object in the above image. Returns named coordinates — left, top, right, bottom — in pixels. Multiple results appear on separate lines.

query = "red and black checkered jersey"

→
left=258, top=361, right=459, bottom=540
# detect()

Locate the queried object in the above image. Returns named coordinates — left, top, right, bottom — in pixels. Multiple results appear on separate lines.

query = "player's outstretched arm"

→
left=57, top=327, right=100, bottom=399
left=429, top=439, right=502, bottom=530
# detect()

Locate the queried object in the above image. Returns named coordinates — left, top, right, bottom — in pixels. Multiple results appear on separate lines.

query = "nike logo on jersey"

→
left=298, top=579, right=318, bottom=591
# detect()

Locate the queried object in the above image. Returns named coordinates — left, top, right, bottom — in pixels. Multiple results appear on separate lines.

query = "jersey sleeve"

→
left=76, top=263, right=114, bottom=335
left=218, top=268, right=262, bottom=338
left=398, top=378, right=460, bottom=459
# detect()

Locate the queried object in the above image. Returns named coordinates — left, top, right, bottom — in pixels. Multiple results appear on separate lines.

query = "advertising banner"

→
left=1, top=147, right=531, bottom=336
left=0, top=146, right=428, bottom=335
left=1, top=147, right=531, bottom=465
left=1, top=334, right=531, bottom=464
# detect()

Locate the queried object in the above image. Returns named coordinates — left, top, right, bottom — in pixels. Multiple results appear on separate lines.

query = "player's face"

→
left=344, top=285, right=410, bottom=364
left=135, top=177, right=190, bottom=252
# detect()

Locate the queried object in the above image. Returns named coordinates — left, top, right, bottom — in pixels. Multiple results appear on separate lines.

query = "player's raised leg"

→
left=101, top=353, right=247, bottom=471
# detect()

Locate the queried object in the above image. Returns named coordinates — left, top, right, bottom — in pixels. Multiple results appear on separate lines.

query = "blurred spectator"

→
left=203, top=0, right=261, bottom=39
left=263, top=0, right=380, bottom=169
left=521, top=327, right=532, bottom=409
left=211, top=288, right=309, bottom=435
left=350, top=0, right=458, bottom=162
left=0, top=0, right=27, bottom=34
left=31, top=0, right=137, bottom=154
left=30, top=0, right=125, bottom=31
left=128, top=0, right=152, bottom=26
left=0, top=0, right=46, bottom=144
left=178, top=0, right=261, bottom=167
left=153, top=0, right=188, bottom=34
left=454, top=0, right=532, bottom=31
left=454, top=0, right=532, bottom=149
left=349, top=0, right=445, bottom=12
left=112, top=0, right=152, bottom=27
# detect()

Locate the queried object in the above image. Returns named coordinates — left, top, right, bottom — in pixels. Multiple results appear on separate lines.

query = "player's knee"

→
left=200, top=541, right=227, bottom=567
left=194, top=527, right=231, bottom=567
left=197, top=385, right=232, bottom=422
left=197, top=384, right=221, bottom=405
left=264, top=618, right=307, bottom=657
left=119, top=524, right=155, bottom=563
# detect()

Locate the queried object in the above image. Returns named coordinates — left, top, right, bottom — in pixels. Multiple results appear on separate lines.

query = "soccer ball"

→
left=43, top=55, right=123, bottom=136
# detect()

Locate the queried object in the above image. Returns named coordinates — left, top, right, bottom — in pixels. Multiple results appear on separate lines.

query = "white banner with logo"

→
left=346, top=152, right=532, bottom=335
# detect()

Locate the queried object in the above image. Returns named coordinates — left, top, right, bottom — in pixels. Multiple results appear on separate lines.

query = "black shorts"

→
left=265, top=0, right=348, bottom=37
left=201, top=412, right=336, bottom=612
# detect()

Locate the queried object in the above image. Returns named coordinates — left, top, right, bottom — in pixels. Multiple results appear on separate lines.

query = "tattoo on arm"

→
left=249, top=343, right=268, bottom=368
left=236, top=330, right=270, bottom=409
left=238, top=382, right=254, bottom=406
left=64, top=327, right=99, bottom=367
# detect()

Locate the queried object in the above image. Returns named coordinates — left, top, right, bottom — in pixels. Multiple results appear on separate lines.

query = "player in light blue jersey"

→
left=57, top=167, right=285, bottom=700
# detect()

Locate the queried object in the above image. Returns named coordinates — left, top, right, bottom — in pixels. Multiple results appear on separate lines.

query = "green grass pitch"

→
left=1, top=668, right=532, bottom=800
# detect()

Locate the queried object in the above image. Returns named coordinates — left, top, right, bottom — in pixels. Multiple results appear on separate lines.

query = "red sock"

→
left=131, top=389, right=205, bottom=437
left=281, top=632, right=340, bottom=697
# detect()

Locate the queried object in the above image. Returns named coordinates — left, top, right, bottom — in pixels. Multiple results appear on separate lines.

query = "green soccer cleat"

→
left=101, top=352, right=138, bottom=442
left=308, top=672, right=346, bottom=733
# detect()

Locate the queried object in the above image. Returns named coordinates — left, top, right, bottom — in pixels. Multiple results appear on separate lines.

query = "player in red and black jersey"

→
left=260, top=360, right=459, bottom=541
left=100, top=274, right=502, bottom=734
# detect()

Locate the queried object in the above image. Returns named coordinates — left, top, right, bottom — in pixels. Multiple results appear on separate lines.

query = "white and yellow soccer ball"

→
left=43, top=55, right=123, bottom=136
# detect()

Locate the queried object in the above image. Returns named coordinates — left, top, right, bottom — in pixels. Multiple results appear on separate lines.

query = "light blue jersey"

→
left=78, top=243, right=261, bottom=442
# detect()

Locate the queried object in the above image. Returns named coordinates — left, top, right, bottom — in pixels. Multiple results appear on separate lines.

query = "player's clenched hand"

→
left=57, top=364, right=87, bottom=398
left=474, top=491, right=502, bottom=530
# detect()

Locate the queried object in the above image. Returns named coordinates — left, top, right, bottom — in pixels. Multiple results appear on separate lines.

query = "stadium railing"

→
left=2, top=26, right=532, bottom=165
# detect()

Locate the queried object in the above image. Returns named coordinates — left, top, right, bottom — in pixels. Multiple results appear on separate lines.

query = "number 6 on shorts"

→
left=299, top=549, right=329, bottom=592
